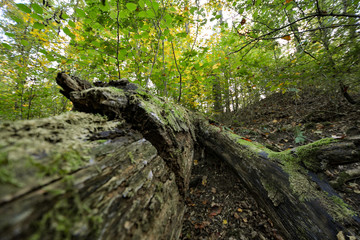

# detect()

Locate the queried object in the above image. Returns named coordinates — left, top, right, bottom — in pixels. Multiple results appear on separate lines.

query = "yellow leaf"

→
left=291, top=59, right=296, bottom=63
left=223, top=220, right=228, bottom=225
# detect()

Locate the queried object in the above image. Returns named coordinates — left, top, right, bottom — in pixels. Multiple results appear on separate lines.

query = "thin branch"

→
left=170, top=41, right=182, bottom=103
left=116, top=0, right=121, bottom=79
left=229, top=11, right=360, bottom=55
left=240, top=40, right=259, bottom=61
left=260, top=23, right=360, bottom=40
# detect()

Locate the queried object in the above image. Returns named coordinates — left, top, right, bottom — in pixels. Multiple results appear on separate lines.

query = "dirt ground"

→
left=180, top=89, right=360, bottom=240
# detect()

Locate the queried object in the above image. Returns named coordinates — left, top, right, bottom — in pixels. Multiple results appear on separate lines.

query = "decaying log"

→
left=0, top=73, right=359, bottom=240
left=195, top=120, right=360, bottom=239
left=0, top=73, right=196, bottom=240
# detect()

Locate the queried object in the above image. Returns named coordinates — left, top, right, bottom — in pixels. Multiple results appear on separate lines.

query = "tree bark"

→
left=0, top=73, right=359, bottom=240
left=0, top=73, right=195, bottom=240
left=195, top=120, right=360, bottom=239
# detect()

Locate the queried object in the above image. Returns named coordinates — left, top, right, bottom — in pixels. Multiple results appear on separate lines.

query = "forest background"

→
left=0, top=0, right=359, bottom=121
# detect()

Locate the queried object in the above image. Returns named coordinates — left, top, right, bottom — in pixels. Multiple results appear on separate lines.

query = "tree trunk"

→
left=0, top=73, right=195, bottom=240
left=195, top=120, right=360, bottom=239
left=0, top=73, right=359, bottom=240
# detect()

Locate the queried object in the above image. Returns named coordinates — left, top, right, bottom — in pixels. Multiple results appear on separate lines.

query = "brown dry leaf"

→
left=209, top=206, right=222, bottom=216
left=285, top=0, right=292, bottom=3
left=202, top=200, right=208, bottom=205
left=194, top=221, right=210, bottom=229
left=234, top=212, right=240, bottom=219
left=194, top=159, right=198, bottom=165
left=211, top=187, right=217, bottom=194
left=241, top=18, right=246, bottom=25
left=282, top=35, right=291, bottom=41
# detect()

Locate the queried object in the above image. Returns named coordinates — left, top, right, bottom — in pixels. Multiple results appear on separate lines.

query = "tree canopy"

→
left=1, top=0, right=359, bottom=120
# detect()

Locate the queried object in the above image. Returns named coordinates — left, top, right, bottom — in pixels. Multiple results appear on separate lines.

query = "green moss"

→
left=131, top=89, right=191, bottom=132
left=30, top=148, right=90, bottom=177
left=227, top=130, right=355, bottom=221
left=296, top=138, right=337, bottom=172
left=30, top=186, right=103, bottom=240
left=0, top=112, right=119, bottom=196
left=328, top=195, right=356, bottom=221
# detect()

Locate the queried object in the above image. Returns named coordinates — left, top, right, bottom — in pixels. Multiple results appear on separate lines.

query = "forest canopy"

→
left=0, top=0, right=359, bottom=120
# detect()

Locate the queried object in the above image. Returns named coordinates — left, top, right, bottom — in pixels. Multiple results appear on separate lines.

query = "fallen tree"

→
left=0, top=73, right=359, bottom=240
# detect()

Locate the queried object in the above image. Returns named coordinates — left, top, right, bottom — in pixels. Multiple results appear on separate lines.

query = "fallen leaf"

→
left=202, top=200, right=208, bottom=205
left=211, top=187, right=217, bottom=193
left=223, top=219, right=228, bottom=225
left=234, top=212, right=240, bottom=219
left=241, top=137, right=252, bottom=142
left=243, top=218, right=248, bottom=223
left=209, top=206, right=222, bottom=216
left=237, top=208, right=243, bottom=212
left=124, top=221, right=132, bottom=230
left=337, top=231, right=345, bottom=240
left=194, top=159, right=198, bottom=165
left=202, top=176, right=207, bottom=186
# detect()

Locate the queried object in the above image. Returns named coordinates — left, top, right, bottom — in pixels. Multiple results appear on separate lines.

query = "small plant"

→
left=294, top=126, right=306, bottom=144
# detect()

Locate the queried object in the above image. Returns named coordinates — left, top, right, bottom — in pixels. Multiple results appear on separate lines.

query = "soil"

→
left=180, top=89, right=360, bottom=239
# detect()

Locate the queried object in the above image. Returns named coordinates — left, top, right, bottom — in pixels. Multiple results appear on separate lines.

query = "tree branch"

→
left=229, top=11, right=360, bottom=55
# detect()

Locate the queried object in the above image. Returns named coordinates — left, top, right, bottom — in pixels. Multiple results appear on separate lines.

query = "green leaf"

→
left=62, top=13, right=70, bottom=19
left=286, top=3, right=293, bottom=10
left=10, top=15, right=23, bottom=24
left=126, top=3, right=137, bottom=12
left=164, top=14, right=172, bottom=23
left=39, top=49, right=48, bottom=55
left=68, top=20, right=76, bottom=28
left=2, top=43, right=12, bottom=50
left=63, top=27, right=74, bottom=39
left=31, top=13, right=44, bottom=21
left=31, top=3, right=43, bottom=14
left=138, top=11, right=147, bottom=18
left=110, top=11, right=117, bottom=19
left=33, top=22, right=45, bottom=29
left=119, top=10, right=129, bottom=18
left=21, top=39, right=29, bottom=46
left=5, top=32, right=15, bottom=38
left=190, top=7, right=197, bottom=14
left=176, top=32, right=187, bottom=38
left=75, top=8, right=86, bottom=18
left=17, top=4, right=31, bottom=14
left=152, top=2, right=159, bottom=12
left=146, top=10, right=155, bottom=18
left=139, top=0, right=145, bottom=9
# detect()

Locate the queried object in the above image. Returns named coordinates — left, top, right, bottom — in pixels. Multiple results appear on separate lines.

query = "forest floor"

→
left=180, top=89, right=360, bottom=240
